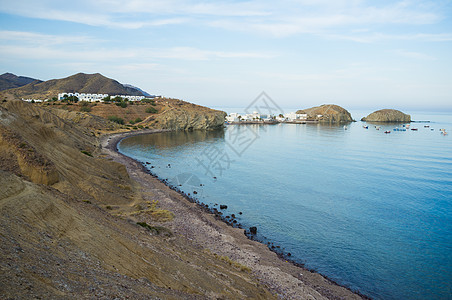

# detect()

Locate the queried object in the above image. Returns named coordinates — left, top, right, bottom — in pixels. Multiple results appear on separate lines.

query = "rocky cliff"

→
left=147, top=106, right=226, bottom=131
left=297, top=104, right=353, bottom=123
left=361, top=109, right=411, bottom=122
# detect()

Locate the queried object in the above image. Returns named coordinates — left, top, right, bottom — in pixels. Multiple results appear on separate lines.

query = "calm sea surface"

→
left=118, top=111, right=452, bottom=300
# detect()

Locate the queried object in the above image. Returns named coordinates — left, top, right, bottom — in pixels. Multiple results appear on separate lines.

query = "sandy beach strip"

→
left=101, top=129, right=367, bottom=300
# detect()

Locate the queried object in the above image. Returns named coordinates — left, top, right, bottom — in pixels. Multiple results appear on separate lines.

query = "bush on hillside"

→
left=108, top=116, right=124, bottom=124
left=146, top=107, right=158, bottom=114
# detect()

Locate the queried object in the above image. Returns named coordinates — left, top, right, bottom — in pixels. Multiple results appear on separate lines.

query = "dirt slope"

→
left=0, top=99, right=274, bottom=298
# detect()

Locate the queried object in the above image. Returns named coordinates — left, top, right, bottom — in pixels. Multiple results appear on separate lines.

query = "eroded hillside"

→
left=0, top=99, right=273, bottom=299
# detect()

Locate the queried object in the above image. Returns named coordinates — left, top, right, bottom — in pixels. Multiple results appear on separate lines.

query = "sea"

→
left=118, top=110, right=452, bottom=300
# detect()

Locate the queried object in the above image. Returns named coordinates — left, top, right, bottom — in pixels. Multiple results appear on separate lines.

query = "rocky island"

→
left=361, top=109, right=411, bottom=122
left=296, top=104, right=354, bottom=123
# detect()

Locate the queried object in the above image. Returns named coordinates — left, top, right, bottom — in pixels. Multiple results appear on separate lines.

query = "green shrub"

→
left=116, top=101, right=128, bottom=108
left=81, top=150, right=93, bottom=157
left=146, top=107, right=158, bottom=114
left=80, top=106, right=91, bottom=112
left=108, top=116, right=124, bottom=124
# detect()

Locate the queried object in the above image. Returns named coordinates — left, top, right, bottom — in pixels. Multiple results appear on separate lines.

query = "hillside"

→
left=40, top=97, right=226, bottom=131
left=297, top=104, right=354, bottom=123
left=0, top=73, right=145, bottom=100
left=0, top=99, right=274, bottom=298
left=0, top=72, right=41, bottom=91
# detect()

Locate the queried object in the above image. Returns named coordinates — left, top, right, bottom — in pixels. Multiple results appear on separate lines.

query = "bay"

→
left=118, top=111, right=452, bottom=299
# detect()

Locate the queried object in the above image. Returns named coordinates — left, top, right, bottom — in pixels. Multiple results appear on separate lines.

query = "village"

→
left=225, top=111, right=318, bottom=124
left=21, top=92, right=154, bottom=103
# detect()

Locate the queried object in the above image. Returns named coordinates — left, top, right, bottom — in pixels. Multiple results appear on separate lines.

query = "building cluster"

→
left=57, top=92, right=148, bottom=102
left=225, top=111, right=308, bottom=123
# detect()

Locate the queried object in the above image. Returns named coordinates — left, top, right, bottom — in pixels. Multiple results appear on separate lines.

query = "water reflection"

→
left=120, top=128, right=225, bottom=150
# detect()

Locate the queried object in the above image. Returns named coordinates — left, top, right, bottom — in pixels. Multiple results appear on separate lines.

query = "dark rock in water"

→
left=231, top=214, right=235, bottom=218
left=288, top=253, right=292, bottom=256
left=249, top=226, right=257, bottom=235
left=193, top=191, right=197, bottom=194
left=239, top=212, right=242, bottom=215
left=220, top=205, right=228, bottom=210
left=361, top=109, right=411, bottom=122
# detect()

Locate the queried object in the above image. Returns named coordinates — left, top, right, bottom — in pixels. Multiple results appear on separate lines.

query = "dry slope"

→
left=0, top=99, right=274, bottom=299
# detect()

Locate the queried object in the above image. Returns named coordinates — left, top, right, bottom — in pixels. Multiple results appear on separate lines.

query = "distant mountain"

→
left=0, top=73, right=145, bottom=100
left=122, top=84, right=152, bottom=97
left=0, top=73, right=41, bottom=91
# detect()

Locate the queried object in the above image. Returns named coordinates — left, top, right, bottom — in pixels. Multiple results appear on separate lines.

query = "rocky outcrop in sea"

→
left=296, top=104, right=354, bottom=123
left=361, top=109, right=411, bottom=122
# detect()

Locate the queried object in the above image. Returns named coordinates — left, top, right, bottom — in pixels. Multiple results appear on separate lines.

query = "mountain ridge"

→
left=0, top=72, right=41, bottom=91
left=0, top=72, right=148, bottom=100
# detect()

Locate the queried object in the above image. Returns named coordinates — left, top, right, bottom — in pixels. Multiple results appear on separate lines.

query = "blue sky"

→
left=0, top=0, right=451, bottom=111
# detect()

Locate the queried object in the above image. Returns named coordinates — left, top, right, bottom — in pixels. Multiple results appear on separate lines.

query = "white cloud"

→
left=0, top=30, right=99, bottom=45
left=324, top=32, right=452, bottom=43
left=0, top=30, right=275, bottom=62
left=0, top=0, right=446, bottom=33
left=393, top=49, right=436, bottom=60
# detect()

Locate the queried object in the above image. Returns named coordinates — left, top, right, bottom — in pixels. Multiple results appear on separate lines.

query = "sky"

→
left=0, top=0, right=451, bottom=111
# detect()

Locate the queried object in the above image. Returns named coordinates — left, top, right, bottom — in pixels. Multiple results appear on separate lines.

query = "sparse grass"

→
left=80, top=106, right=91, bottom=112
left=131, top=200, right=175, bottom=222
left=136, top=222, right=173, bottom=236
left=118, top=184, right=131, bottom=191
left=217, top=255, right=251, bottom=272
left=83, top=200, right=92, bottom=204
left=205, top=250, right=251, bottom=272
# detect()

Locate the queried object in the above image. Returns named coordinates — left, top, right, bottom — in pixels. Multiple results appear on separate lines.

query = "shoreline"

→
left=101, top=129, right=369, bottom=300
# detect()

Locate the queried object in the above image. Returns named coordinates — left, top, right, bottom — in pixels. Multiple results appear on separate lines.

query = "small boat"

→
left=424, top=125, right=430, bottom=128
left=376, top=126, right=381, bottom=130
left=393, top=128, right=406, bottom=131
left=384, top=130, right=391, bottom=134
left=363, top=125, right=368, bottom=129
left=405, top=124, right=410, bottom=129
left=343, top=125, right=348, bottom=130
left=411, top=128, right=418, bottom=131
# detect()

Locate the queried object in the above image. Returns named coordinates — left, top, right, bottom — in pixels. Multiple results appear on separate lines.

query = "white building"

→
left=58, top=92, right=108, bottom=102
left=226, top=113, right=240, bottom=122
left=285, top=112, right=308, bottom=121
left=112, top=95, right=146, bottom=102
left=58, top=92, right=147, bottom=102
left=242, top=111, right=260, bottom=121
